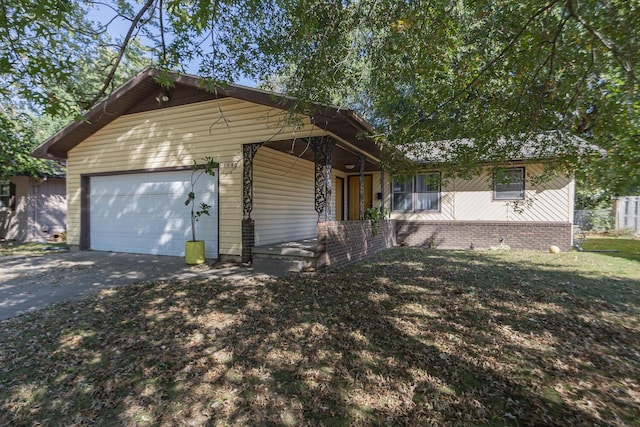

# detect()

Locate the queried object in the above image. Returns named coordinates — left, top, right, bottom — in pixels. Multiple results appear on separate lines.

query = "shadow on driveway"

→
left=0, top=251, right=262, bottom=320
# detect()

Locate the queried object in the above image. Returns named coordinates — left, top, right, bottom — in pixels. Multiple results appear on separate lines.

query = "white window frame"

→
left=392, top=172, right=441, bottom=212
left=494, top=167, right=525, bottom=200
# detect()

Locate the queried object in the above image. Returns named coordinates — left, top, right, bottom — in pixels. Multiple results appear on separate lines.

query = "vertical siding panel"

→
left=34, top=178, right=66, bottom=241
left=371, top=171, right=381, bottom=210
left=2, top=176, right=30, bottom=241
left=252, top=147, right=317, bottom=245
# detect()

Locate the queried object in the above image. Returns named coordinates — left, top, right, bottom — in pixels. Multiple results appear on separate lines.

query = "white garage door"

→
left=90, top=170, right=218, bottom=257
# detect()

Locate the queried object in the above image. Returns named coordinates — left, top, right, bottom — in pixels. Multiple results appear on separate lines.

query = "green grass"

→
left=582, top=235, right=640, bottom=262
left=0, top=241, right=69, bottom=257
left=1, top=247, right=638, bottom=426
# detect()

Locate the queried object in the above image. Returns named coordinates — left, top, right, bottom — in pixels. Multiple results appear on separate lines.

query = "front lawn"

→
left=0, top=241, right=69, bottom=257
left=1, top=247, right=638, bottom=426
left=582, top=235, right=640, bottom=262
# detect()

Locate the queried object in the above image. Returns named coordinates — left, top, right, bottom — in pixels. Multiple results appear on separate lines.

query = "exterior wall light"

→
left=155, top=92, right=170, bottom=103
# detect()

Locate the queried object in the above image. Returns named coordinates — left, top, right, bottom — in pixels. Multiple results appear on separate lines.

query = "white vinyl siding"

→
left=66, top=98, right=330, bottom=256
left=252, top=147, right=318, bottom=245
left=387, top=163, right=574, bottom=222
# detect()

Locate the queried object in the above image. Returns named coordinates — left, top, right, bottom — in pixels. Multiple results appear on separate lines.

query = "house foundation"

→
left=396, top=220, right=573, bottom=251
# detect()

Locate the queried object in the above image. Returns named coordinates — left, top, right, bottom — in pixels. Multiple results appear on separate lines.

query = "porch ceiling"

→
left=263, top=139, right=380, bottom=172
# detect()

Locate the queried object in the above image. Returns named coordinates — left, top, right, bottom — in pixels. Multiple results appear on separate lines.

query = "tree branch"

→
left=159, top=0, right=166, bottom=65
left=0, top=0, right=27, bottom=72
left=564, top=38, right=596, bottom=131
left=448, top=0, right=561, bottom=105
left=567, top=0, right=637, bottom=84
left=509, top=12, right=565, bottom=124
left=86, top=0, right=157, bottom=107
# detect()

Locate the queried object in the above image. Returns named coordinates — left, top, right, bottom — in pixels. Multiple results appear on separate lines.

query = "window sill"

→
left=392, top=210, right=441, bottom=213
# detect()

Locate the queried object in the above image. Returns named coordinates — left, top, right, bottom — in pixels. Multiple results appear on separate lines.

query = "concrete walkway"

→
left=0, top=251, right=266, bottom=321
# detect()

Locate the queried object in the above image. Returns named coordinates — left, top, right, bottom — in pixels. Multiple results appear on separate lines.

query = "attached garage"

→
left=88, top=169, right=218, bottom=258
left=32, top=68, right=381, bottom=262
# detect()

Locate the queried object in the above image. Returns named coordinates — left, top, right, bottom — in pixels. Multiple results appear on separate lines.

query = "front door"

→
left=335, top=177, right=344, bottom=221
left=348, top=175, right=372, bottom=220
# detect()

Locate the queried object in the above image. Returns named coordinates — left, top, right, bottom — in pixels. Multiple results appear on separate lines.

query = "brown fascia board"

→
left=32, top=67, right=376, bottom=161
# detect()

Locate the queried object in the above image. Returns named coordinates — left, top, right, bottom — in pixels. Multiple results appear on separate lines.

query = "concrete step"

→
left=251, top=239, right=317, bottom=275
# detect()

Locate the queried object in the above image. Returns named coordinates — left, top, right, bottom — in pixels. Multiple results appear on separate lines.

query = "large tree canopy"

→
left=0, top=0, right=149, bottom=178
left=1, top=0, right=638, bottom=192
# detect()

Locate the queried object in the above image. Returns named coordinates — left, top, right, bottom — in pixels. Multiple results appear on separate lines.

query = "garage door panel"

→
left=90, top=219, right=190, bottom=236
left=89, top=170, right=218, bottom=257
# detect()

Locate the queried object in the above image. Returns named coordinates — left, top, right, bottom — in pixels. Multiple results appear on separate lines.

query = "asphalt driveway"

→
left=0, top=251, right=262, bottom=320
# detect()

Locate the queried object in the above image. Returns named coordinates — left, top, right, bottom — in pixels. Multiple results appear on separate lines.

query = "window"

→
left=0, top=181, right=16, bottom=212
left=494, top=167, right=525, bottom=200
left=392, top=173, right=440, bottom=211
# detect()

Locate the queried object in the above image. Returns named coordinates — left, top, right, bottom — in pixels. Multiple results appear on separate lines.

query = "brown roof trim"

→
left=32, top=67, right=376, bottom=160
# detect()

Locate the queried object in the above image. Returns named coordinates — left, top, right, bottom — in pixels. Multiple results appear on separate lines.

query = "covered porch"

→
left=251, top=216, right=397, bottom=274
left=241, top=135, right=395, bottom=272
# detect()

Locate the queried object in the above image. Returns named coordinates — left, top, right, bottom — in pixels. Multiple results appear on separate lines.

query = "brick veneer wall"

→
left=317, top=220, right=396, bottom=270
left=396, top=220, right=573, bottom=251
left=241, top=219, right=255, bottom=263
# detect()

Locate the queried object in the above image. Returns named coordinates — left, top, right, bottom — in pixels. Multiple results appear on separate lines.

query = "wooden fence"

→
left=616, top=196, right=640, bottom=234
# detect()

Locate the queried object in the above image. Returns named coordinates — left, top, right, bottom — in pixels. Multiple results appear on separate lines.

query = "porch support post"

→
left=242, top=142, right=263, bottom=262
left=311, top=137, right=334, bottom=221
left=242, top=142, right=262, bottom=220
left=359, top=155, right=365, bottom=220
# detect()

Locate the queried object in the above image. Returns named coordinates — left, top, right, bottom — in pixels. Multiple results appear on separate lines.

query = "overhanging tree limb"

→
left=567, top=0, right=638, bottom=85
left=447, top=1, right=562, bottom=107
left=87, top=0, right=157, bottom=107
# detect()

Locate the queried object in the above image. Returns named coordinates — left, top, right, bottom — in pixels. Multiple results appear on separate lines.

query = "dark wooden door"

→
left=335, top=177, right=344, bottom=220
left=348, top=175, right=372, bottom=220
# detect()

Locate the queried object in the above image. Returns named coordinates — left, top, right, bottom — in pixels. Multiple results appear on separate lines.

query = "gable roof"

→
left=32, top=67, right=378, bottom=160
